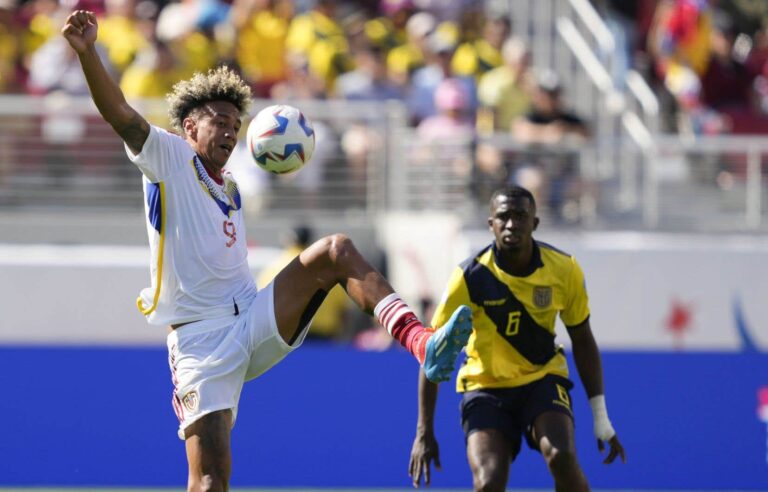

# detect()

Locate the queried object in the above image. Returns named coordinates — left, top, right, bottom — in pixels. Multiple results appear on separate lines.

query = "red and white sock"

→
left=374, top=293, right=432, bottom=364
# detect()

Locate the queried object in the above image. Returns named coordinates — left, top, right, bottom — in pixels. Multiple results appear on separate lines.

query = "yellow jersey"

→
left=364, top=17, right=406, bottom=51
left=96, top=15, right=148, bottom=73
left=286, top=10, right=351, bottom=89
left=451, top=39, right=503, bottom=78
left=431, top=241, right=590, bottom=392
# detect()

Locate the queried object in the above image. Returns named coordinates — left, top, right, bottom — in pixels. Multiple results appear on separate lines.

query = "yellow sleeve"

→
left=560, top=257, right=590, bottom=327
left=431, top=266, right=472, bottom=329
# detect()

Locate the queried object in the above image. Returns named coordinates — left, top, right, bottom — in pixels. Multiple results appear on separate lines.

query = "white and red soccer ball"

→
left=246, top=104, right=315, bottom=174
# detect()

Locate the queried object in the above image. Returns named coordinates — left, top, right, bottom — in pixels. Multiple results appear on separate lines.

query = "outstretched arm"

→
left=567, top=319, right=626, bottom=464
left=61, top=10, right=149, bottom=154
left=409, top=368, right=441, bottom=488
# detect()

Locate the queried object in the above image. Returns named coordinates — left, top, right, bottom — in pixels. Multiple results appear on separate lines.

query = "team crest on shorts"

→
left=533, top=286, right=552, bottom=308
left=182, top=391, right=199, bottom=412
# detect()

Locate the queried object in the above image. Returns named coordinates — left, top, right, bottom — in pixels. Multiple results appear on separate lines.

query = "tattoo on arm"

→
left=114, top=111, right=150, bottom=155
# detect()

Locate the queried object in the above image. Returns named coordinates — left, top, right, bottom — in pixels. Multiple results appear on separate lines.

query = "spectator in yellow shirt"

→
left=364, top=0, right=413, bottom=51
left=121, top=42, right=177, bottom=97
left=0, top=0, right=21, bottom=93
left=97, top=0, right=148, bottom=74
left=452, top=14, right=509, bottom=78
left=387, top=11, right=436, bottom=86
left=477, top=36, right=533, bottom=132
left=285, top=0, right=352, bottom=92
left=154, top=1, right=220, bottom=79
left=19, top=0, right=60, bottom=59
left=231, top=0, right=292, bottom=97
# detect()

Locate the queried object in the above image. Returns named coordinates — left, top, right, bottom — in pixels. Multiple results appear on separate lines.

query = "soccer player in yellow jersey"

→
left=409, top=186, right=625, bottom=491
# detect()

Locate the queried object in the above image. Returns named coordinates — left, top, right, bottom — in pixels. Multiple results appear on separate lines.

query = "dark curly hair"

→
left=166, top=66, right=252, bottom=132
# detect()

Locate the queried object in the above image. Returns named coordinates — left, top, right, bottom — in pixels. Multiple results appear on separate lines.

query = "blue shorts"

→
left=460, top=374, right=574, bottom=459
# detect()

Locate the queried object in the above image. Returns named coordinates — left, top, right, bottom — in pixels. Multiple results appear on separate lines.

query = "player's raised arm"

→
left=61, top=10, right=149, bottom=154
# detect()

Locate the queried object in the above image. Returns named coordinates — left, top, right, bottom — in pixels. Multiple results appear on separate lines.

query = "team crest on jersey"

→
left=182, top=391, right=199, bottom=412
left=533, top=286, right=552, bottom=308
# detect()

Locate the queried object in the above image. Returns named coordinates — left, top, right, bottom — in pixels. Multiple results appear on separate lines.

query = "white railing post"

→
left=567, top=0, right=615, bottom=56
left=556, top=16, right=626, bottom=179
left=746, top=147, right=762, bottom=229
left=618, top=139, right=638, bottom=210
left=643, top=146, right=659, bottom=229
left=626, top=70, right=660, bottom=134
left=622, top=111, right=658, bottom=228
left=533, top=0, right=554, bottom=68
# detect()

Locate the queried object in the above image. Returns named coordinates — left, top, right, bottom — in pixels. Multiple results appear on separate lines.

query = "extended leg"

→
left=272, top=234, right=471, bottom=381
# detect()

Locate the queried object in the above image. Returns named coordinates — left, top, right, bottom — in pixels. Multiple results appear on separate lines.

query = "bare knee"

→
left=313, top=233, right=362, bottom=278
left=473, top=471, right=506, bottom=492
left=472, top=469, right=507, bottom=492
left=471, top=458, right=508, bottom=492
left=323, top=233, right=354, bottom=264
left=543, top=445, right=579, bottom=479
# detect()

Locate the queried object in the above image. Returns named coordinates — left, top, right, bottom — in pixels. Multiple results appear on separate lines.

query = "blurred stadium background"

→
left=1, top=0, right=767, bottom=490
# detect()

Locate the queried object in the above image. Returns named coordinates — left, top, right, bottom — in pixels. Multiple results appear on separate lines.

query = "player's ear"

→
left=487, top=216, right=493, bottom=231
left=533, top=216, right=539, bottom=231
left=182, top=117, right=197, bottom=139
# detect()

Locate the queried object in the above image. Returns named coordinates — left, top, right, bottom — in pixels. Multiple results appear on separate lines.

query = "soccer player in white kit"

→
left=63, top=10, right=473, bottom=491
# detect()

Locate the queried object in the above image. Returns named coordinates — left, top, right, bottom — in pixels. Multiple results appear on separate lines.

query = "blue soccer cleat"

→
left=423, top=305, right=473, bottom=383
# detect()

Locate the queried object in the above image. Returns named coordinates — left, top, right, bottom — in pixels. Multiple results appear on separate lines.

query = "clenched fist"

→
left=61, top=10, right=98, bottom=54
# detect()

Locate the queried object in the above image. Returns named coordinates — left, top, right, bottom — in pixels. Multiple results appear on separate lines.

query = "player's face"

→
left=186, top=101, right=242, bottom=170
left=488, top=194, right=538, bottom=252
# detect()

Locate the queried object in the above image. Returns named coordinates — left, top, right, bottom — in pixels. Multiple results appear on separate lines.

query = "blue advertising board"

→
left=1, top=344, right=766, bottom=489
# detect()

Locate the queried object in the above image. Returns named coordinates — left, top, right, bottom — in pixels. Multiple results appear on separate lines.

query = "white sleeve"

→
left=125, top=125, right=190, bottom=182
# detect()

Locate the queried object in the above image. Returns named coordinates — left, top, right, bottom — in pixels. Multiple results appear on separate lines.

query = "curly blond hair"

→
left=166, top=66, right=252, bottom=132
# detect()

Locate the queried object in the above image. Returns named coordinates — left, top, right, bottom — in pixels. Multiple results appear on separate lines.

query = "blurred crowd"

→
left=0, top=0, right=525, bottom=126
left=2, top=0, right=767, bottom=129
left=1, top=0, right=767, bottom=219
left=598, top=0, right=768, bottom=135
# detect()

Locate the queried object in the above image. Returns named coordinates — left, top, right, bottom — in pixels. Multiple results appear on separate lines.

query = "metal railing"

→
left=0, top=94, right=765, bottom=234
left=649, top=135, right=767, bottom=231
left=508, top=0, right=663, bottom=178
left=393, top=129, right=768, bottom=231
left=509, top=0, right=622, bottom=118
left=0, top=95, right=406, bottom=218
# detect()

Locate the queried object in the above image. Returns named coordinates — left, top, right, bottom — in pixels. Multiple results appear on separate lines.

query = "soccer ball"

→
left=246, top=104, right=315, bottom=174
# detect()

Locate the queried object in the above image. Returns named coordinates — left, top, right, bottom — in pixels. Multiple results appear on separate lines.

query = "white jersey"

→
left=126, top=125, right=257, bottom=326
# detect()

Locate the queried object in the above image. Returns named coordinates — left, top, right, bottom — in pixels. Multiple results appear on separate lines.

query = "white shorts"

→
left=166, top=281, right=308, bottom=439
